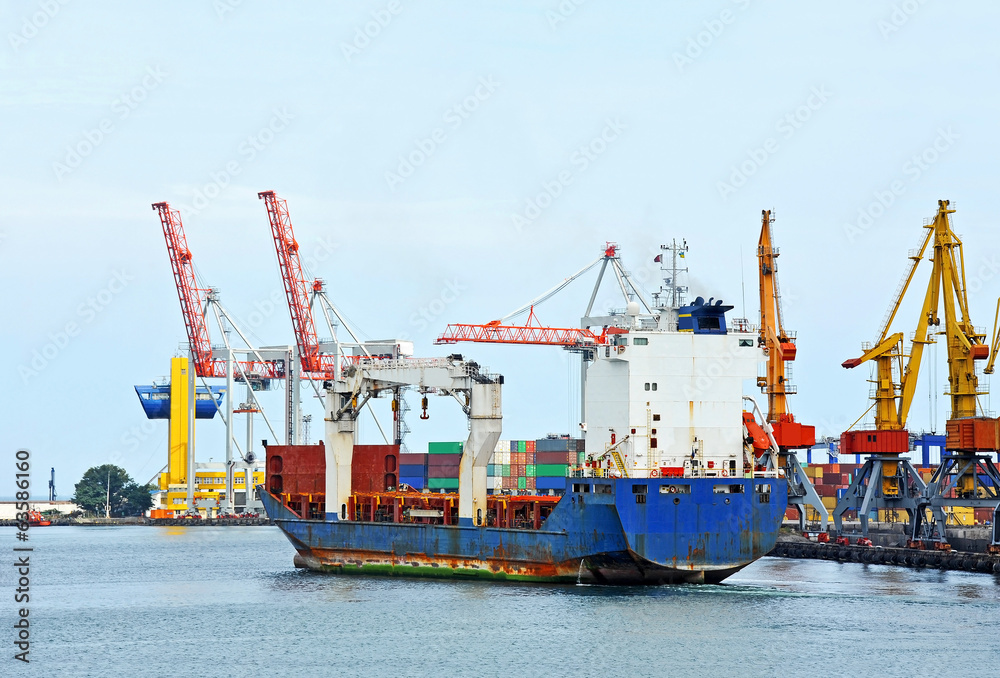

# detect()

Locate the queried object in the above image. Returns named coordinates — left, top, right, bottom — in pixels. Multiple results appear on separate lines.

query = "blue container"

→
left=536, top=476, right=568, bottom=491
left=399, top=464, right=426, bottom=477
left=398, top=476, right=425, bottom=489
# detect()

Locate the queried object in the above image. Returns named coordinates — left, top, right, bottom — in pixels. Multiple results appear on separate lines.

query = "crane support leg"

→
left=459, top=382, right=502, bottom=526
left=832, top=454, right=925, bottom=537
left=784, top=452, right=828, bottom=532
left=913, top=452, right=1000, bottom=546
left=324, top=405, right=356, bottom=521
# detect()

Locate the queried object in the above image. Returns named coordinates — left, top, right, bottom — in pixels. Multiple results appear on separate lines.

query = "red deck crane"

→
left=437, top=307, right=609, bottom=348
left=436, top=243, right=640, bottom=349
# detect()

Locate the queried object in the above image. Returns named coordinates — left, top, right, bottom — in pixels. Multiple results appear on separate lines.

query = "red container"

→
left=840, top=430, right=909, bottom=455
left=946, top=417, right=1000, bottom=451
left=427, top=453, right=463, bottom=466
left=537, top=452, right=570, bottom=464
left=428, top=464, right=461, bottom=478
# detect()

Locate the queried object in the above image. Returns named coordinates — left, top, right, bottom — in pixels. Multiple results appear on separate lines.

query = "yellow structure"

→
left=161, top=356, right=194, bottom=489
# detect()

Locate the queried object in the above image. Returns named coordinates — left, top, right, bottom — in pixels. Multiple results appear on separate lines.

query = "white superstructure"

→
left=582, top=241, right=765, bottom=479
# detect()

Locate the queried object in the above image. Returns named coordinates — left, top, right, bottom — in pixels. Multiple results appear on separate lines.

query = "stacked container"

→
left=399, top=452, right=428, bottom=490
left=428, top=441, right=462, bottom=491
left=484, top=437, right=584, bottom=495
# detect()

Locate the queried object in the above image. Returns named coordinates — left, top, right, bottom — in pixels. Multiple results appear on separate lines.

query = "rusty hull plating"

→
left=261, top=476, right=786, bottom=585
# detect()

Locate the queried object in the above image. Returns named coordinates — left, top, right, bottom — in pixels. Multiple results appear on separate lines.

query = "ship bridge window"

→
left=572, top=483, right=591, bottom=493
left=653, top=414, right=660, bottom=421
left=659, top=484, right=691, bottom=494
left=714, top=483, right=745, bottom=494
left=739, top=338, right=754, bottom=347
left=644, top=383, right=658, bottom=392
left=632, top=484, right=648, bottom=494
left=633, top=337, right=648, bottom=346
left=594, top=484, right=612, bottom=495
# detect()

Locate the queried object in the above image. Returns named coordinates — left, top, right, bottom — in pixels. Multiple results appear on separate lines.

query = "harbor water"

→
left=5, top=526, right=1000, bottom=677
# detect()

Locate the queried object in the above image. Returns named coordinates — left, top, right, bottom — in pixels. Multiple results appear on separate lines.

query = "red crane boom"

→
left=152, top=201, right=284, bottom=381
left=152, top=202, right=218, bottom=376
left=437, top=307, right=608, bottom=347
left=258, top=190, right=336, bottom=376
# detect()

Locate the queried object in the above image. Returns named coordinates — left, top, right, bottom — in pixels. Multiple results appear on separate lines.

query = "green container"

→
left=428, top=478, right=459, bottom=490
left=503, top=464, right=511, bottom=477
left=517, top=477, right=527, bottom=490
left=526, top=464, right=536, bottom=477
left=428, top=442, right=463, bottom=454
left=536, top=463, right=568, bottom=477
left=517, top=440, right=527, bottom=452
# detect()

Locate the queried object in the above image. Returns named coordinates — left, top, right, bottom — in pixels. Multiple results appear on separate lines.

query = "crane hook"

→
left=420, top=395, right=429, bottom=420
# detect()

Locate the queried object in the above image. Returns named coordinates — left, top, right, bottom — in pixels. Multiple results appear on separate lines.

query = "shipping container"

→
left=536, top=463, right=568, bottom=477
left=517, top=477, right=527, bottom=490
left=428, top=453, right=463, bottom=466
left=428, top=478, right=459, bottom=490
left=428, top=441, right=464, bottom=454
left=399, top=453, right=429, bottom=466
left=399, top=464, right=427, bottom=477
left=526, top=464, right=536, bottom=477
left=536, top=476, right=567, bottom=491
left=428, top=464, right=460, bottom=478
left=536, top=451, right=572, bottom=465
left=398, top=476, right=425, bottom=489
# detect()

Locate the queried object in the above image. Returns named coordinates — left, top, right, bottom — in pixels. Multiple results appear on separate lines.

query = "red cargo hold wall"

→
left=352, top=445, right=401, bottom=493
left=265, top=443, right=326, bottom=496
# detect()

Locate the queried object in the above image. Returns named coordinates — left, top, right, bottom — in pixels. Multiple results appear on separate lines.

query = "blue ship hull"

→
left=261, top=476, right=787, bottom=585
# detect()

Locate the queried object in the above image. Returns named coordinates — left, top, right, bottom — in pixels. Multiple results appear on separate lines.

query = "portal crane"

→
left=755, top=209, right=825, bottom=530
left=152, top=201, right=287, bottom=513
left=907, top=201, right=1000, bottom=548
left=832, top=211, right=937, bottom=538
left=258, top=190, right=399, bottom=447
left=152, top=203, right=285, bottom=382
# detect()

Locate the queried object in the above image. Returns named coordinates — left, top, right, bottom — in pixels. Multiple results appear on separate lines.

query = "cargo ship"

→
left=260, top=246, right=787, bottom=585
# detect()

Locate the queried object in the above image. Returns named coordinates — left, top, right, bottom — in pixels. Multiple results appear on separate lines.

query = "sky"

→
left=4, top=0, right=1000, bottom=499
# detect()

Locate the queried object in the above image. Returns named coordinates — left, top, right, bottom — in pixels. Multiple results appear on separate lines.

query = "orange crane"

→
left=755, top=209, right=824, bottom=530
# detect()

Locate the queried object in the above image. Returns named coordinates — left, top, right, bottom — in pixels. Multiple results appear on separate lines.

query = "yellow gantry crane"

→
left=755, top=210, right=825, bottom=530
left=908, top=201, right=1000, bottom=548
left=835, top=200, right=1000, bottom=545
left=833, top=205, right=937, bottom=537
